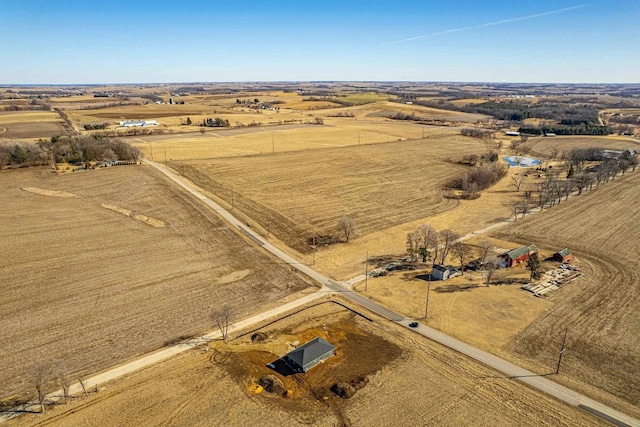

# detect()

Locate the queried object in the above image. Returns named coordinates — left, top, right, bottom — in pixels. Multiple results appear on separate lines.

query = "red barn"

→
left=499, top=244, right=538, bottom=268
left=552, top=248, right=572, bottom=263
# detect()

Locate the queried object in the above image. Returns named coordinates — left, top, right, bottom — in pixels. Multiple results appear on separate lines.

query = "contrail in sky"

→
left=383, top=4, right=587, bottom=45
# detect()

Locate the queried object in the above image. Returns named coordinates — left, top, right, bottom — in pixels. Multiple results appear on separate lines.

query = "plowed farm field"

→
left=173, top=136, right=493, bottom=253
left=0, top=166, right=311, bottom=400
left=0, top=111, right=69, bottom=139
left=8, top=301, right=605, bottom=427
left=494, top=170, right=640, bottom=411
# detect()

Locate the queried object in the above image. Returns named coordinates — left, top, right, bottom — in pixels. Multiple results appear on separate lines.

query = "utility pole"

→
left=365, top=251, right=368, bottom=291
left=231, top=189, right=234, bottom=209
left=266, top=220, right=270, bottom=239
left=424, top=274, right=431, bottom=320
left=272, top=136, right=275, bottom=154
left=150, top=144, right=153, bottom=161
left=556, top=327, right=568, bottom=374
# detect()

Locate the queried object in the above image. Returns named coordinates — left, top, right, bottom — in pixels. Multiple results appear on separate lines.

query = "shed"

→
left=505, top=131, right=520, bottom=136
left=431, top=264, right=459, bottom=281
left=498, top=244, right=538, bottom=268
left=282, top=337, right=335, bottom=373
left=552, top=248, right=572, bottom=263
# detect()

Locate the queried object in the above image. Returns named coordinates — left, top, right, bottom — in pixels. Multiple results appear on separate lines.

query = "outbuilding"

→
left=498, top=244, right=538, bottom=268
left=282, top=337, right=335, bottom=373
left=431, top=264, right=460, bottom=281
left=552, top=248, right=572, bottom=263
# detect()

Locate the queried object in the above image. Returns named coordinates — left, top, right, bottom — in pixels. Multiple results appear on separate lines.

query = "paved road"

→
left=144, top=159, right=638, bottom=427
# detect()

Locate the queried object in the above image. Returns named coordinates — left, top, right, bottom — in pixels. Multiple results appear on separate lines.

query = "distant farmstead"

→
left=119, top=120, right=159, bottom=128
left=282, top=337, right=335, bottom=373
left=553, top=248, right=572, bottom=263
left=498, top=244, right=538, bottom=268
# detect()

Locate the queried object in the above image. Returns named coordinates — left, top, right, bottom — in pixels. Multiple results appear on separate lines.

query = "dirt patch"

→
left=102, top=203, right=165, bottom=228
left=218, top=308, right=402, bottom=423
left=23, top=187, right=77, bottom=198
left=215, top=269, right=251, bottom=285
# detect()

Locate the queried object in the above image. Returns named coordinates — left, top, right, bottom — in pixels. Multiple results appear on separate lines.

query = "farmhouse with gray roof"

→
left=282, top=337, right=335, bottom=373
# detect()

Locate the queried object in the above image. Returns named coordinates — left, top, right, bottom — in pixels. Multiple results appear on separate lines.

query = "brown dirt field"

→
left=0, top=122, right=69, bottom=139
left=0, top=111, right=69, bottom=139
left=490, top=170, right=640, bottom=413
left=523, top=135, right=640, bottom=158
left=0, top=166, right=312, bottom=400
left=172, top=136, right=493, bottom=253
left=8, top=300, right=605, bottom=427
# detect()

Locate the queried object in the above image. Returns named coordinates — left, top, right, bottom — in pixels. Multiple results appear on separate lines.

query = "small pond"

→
left=502, top=156, right=542, bottom=167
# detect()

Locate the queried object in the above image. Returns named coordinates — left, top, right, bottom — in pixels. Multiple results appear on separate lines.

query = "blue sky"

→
left=1, top=0, right=638, bottom=84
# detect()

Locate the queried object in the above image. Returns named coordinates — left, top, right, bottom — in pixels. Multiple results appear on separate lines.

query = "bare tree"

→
left=34, top=365, right=49, bottom=413
left=511, top=202, right=521, bottom=222
left=485, top=259, right=498, bottom=286
left=211, top=305, right=233, bottom=342
left=574, top=173, right=588, bottom=195
left=337, top=217, right=357, bottom=242
left=518, top=201, right=529, bottom=219
left=406, top=231, right=420, bottom=262
left=562, top=180, right=574, bottom=200
left=451, top=242, right=472, bottom=274
left=479, top=240, right=495, bottom=265
left=550, top=147, right=559, bottom=162
left=437, top=229, right=459, bottom=265
left=55, top=360, right=71, bottom=404
left=416, top=224, right=436, bottom=262
left=510, top=174, right=525, bottom=192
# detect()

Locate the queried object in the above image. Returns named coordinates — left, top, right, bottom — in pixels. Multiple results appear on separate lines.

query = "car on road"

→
left=408, top=322, right=419, bottom=328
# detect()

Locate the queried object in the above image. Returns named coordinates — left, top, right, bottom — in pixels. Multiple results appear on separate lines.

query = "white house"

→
left=431, top=265, right=459, bottom=281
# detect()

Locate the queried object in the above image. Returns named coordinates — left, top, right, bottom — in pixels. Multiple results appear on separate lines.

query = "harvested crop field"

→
left=173, top=136, right=493, bottom=253
left=522, top=135, right=640, bottom=158
left=494, top=170, right=640, bottom=413
left=8, top=300, right=605, bottom=427
left=0, top=166, right=312, bottom=400
left=0, top=111, right=69, bottom=139
left=129, top=119, right=460, bottom=161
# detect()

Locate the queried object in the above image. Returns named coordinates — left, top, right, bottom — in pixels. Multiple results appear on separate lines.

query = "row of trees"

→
left=201, top=117, right=231, bottom=128
left=514, top=152, right=638, bottom=212
left=518, top=124, right=610, bottom=136
left=83, top=123, right=108, bottom=130
left=0, top=136, right=141, bottom=169
left=460, top=128, right=496, bottom=140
